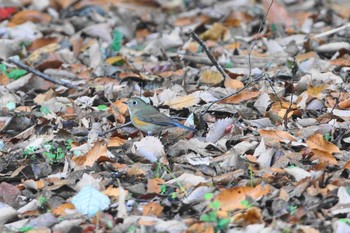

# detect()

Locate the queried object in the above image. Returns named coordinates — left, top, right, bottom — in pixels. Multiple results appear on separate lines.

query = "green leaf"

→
left=111, top=30, right=123, bottom=52
left=7, top=69, right=27, bottom=80
left=160, top=185, right=167, bottom=195
left=204, top=193, right=214, bottom=200
left=19, top=226, right=33, bottom=232
left=43, top=152, right=56, bottom=159
left=209, top=200, right=220, bottom=210
left=97, top=105, right=108, bottom=111
left=323, top=133, right=332, bottom=141
left=200, top=214, right=211, bottom=222
left=40, top=106, right=51, bottom=115
left=339, top=219, right=350, bottom=224
left=217, top=218, right=231, bottom=228
left=240, top=199, right=252, bottom=208
left=0, top=64, right=8, bottom=75
left=224, top=60, right=233, bottom=68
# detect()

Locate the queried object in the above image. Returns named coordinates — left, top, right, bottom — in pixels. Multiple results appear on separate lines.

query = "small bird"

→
left=125, top=97, right=196, bottom=135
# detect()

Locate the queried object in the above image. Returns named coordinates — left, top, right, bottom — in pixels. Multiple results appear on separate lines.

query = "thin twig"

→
left=248, top=0, right=274, bottom=80
left=190, top=30, right=229, bottom=79
left=72, top=122, right=133, bottom=137
left=194, top=0, right=274, bottom=117
left=200, top=75, right=265, bottom=117
left=296, top=23, right=350, bottom=45
left=7, top=58, right=77, bottom=89
left=100, top=122, right=133, bottom=136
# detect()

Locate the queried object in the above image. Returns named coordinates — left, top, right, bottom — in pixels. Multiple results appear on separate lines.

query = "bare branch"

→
left=7, top=57, right=77, bottom=89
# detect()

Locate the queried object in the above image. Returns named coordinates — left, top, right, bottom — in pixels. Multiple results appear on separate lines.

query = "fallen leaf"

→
left=107, top=136, right=126, bottom=147
left=200, top=23, right=227, bottom=41
left=200, top=70, right=223, bottom=85
left=232, top=207, right=262, bottom=226
left=52, top=203, right=75, bottom=217
left=147, top=178, right=165, bottom=194
left=307, top=84, right=328, bottom=97
left=215, top=184, right=270, bottom=211
left=258, top=129, right=296, bottom=142
left=220, top=91, right=260, bottom=104
left=224, top=78, right=244, bottom=89
left=10, top=10, right=51, bottom=25
left=306, top=134, right=339, bottom=165
left=142, top=202, right=164, bottom=217
left=103, top=186, right=128, bottom=199
left=186, top=222, right=214, bottom=233
left=73, top=141, right=107, bottom=167
left=164, top=94, right=200, bottom=110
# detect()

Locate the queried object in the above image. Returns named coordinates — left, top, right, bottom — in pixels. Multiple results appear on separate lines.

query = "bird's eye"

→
left=132, top=100, right=137, bottom=105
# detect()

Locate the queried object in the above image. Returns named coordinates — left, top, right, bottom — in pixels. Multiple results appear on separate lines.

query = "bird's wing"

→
left=137, top=110, right=178, bottom=127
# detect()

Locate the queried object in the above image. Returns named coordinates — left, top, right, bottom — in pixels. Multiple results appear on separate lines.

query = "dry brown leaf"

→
left=0, top=74, right=10, bottom=85
left=306, top=134, right=340, bottom=165
left=73, top=141, right=107, bottom=167
left=186, top=222, right=215, bottom=233
left=110, top=99, right=128, bottom=124
left=307, top=84, right=328, bottom=97
left=224, top=78, right=244, bottom=89
left=270, top=101, right=298, bottom=119
left=159, top=69, right=185, bottom=78
left=27, top=37, right=59, bottom=53
left=142, top=202, right=164, bottom=217
left=199, top=23, right=227, bottom=41
left=103, top=186, right=128, bottom=199
left=10, top=10, right=51, bottom=25
left=296, top=52, right=318, bottom=62
left=338, top=99, right=350, bottom=109
left=344, top=160, right=350, bottom=170
left=330, top=58, right=350, bottom=67
left=164, top=94, right=200, bottom=110
left=34, top=89, right=55, bottom=104
left=232, top=207, right=262, bottom=226
left=215, top=184, right=270, bottom=211
left=200, top=70, right=223, bottom=85
left=52, top=203, right=75, bottom=216
left=220, top=91, right=260, bottom=104
left=258, top=129, right=296, bottom=142
left=147, top=178, right=165, bottom=194
left=107, top=136, right=126, bottom=147
left=306, top=134, right=340, bottom=154
left=310, top=149, right=338, bottom=165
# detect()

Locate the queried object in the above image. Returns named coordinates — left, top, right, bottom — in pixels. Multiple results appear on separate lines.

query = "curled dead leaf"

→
left=232, top=207, right=262, bottom=226
left=73, top=141, right=107, bottom=167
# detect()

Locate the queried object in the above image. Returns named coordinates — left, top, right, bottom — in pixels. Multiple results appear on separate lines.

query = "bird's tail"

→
left=175, top=122, right=197, bottom=132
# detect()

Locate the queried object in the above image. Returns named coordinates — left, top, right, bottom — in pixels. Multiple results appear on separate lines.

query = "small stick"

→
left=189, top=30, right=229, bottom=79
left=248, top=0, right=274, bottom=80
left=100, top=122, right=133, bottom=136
left=7, top=58, right=76, bottom=89
left=296, top=23, right=350, bottom=45
left=72, top=122, right=133, bottom=137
